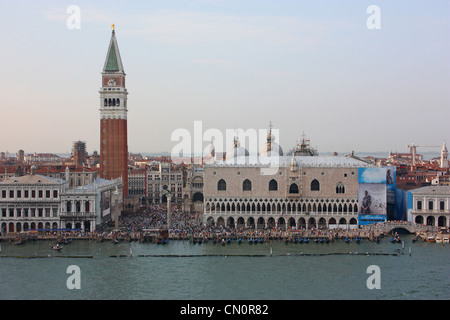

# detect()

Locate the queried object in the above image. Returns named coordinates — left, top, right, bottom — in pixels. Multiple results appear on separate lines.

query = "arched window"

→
left=269, top=179, right=278, bottom=191
left=311, top=179, right=320, bottom=191
left=336, top=182, right=345, bottom=194
left=217, top=179, right=226, bottom=191
left=243, top=179, right=252, bottom=191
left=289, top=183, right=299, bottom=194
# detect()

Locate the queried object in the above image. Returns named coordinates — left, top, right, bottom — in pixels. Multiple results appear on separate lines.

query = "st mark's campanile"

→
left=99, top=25, right=128, bottom=196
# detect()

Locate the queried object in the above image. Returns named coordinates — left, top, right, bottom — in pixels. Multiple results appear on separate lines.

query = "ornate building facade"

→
left=202, top=133, right=376, bottom=230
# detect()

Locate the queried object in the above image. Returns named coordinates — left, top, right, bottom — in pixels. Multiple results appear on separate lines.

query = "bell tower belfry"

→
left=99, top=25, right=128, bottom=196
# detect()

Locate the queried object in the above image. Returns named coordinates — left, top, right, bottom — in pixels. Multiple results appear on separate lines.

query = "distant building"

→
left=409, top=186, right=450, bottom=228
left=72, top=141, right=87, bottom=166
left=0, top=170, right=123, bottom=234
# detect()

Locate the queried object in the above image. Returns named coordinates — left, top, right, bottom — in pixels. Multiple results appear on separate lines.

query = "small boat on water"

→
left=304, top=238, right=309, bottom=244
left=238, top=237, right=242, bottom=244
left=50, top=244, right=62, bottom=251
left=356, top=237, right=361, bottom=243
left=227, top=238, right=232, bottom=244
left=260, top=237, right=264, bottom=243
left=443, top=237, right=449, bottom=244
left=298, top=238, right=303, bottom=243
left=248, top=238, right=253, bottom=244
left=426, top=236, right=435, bottom=243
left=435, top=236, right=442, bottom=243
left=345, top=237, right=350, bottom=243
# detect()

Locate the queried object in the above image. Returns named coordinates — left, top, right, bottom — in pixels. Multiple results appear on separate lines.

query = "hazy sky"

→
left=0, top=0, right=449, bottom=156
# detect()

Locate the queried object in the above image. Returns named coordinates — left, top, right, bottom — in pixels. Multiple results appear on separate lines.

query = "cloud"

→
left=359, top=168, right=386, bottom=184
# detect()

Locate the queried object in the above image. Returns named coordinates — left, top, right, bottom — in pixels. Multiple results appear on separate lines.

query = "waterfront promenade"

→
left=0, top=203, right=445, bottom=245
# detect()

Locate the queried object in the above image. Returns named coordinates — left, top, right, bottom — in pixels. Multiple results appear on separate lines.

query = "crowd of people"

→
left=106, top=202, right=376, bottom=242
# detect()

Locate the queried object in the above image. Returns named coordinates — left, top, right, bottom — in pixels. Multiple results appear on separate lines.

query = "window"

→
left=417, top=200, right=422, bottom=210
left=9, top=190, right=14, bottom=198
left=217, top=179, right=227, bottom=191
left=53, top=190, right=58, bottom=198
left=46, top=190, right=50, bottom=198
left=428, top=201, right=434, bottom=210
left=311, top=179, right=320, bottom=191
left=440, top=201, right=445, bottom=211
left=269, top=179, right=278, bottom=191
left=289, top=183, right=299, bottom=194
left=336, top=182, right=345, bottom=194
left=243, top=179, right=252, bottom=191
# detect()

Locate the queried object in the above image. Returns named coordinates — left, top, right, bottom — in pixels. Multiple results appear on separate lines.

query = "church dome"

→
left=226, top=137, right=249, bottom=160
left=259, top=128, right=283, bottom=157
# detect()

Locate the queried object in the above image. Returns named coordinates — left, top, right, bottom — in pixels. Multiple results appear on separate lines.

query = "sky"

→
left=0, top=0, right=449, bottom=156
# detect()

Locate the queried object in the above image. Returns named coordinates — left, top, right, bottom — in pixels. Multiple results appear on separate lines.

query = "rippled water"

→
left=1, top=235, right=449, bottom=300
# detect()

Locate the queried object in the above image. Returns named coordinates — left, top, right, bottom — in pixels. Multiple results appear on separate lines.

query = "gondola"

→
left=237, top=237, right=242, bottom=244
left=304, top=238, right=309, bottom=244
left=298, top=238, right=303, bottom=243
left=227, top=238, right=232, bottom=244
left=345, top=237, right=350, bottom=243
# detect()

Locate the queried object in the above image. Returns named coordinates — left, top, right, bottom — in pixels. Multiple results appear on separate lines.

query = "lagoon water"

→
left=1, top=235, right=448, bottom=300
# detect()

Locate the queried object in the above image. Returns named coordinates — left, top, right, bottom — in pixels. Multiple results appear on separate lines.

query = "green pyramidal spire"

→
left=103, top=27, right=124, bottom=73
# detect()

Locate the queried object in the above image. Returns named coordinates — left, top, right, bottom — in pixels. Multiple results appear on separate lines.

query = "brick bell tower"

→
left=99, top=25, right=128, bottom=196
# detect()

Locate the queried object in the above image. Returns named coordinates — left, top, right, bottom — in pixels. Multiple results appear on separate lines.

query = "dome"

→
left=226, top=137, right=249, bottom=160
left=259, top=128, right=283, bottom=157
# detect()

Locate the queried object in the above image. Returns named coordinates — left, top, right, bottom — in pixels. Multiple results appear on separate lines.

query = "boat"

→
left=426, top=236, right=435, bottom=243
left=298, top=238, right=303, bottom=243
left=443, top=237, right=449, bottom=244
left=254, top=238, right=258, bottom=244
left=412, top=235, right=419, bottom=243
left=259, top=237, right=264, bottom=243
left=319, top=238, right=324, bottom=243
left=345, top=237, right=350, bottom=243
left=237, top=237, right=242, bottom=244
left=197, top=238, right=202, bottom=244
left=221, top=238, right=226, bottom=246
left=356, top=237, right=361, bottom=243
left=227, top=238, right=231, bottom=244
left=50, top=244, right=62, bottom=251
left=248, top=238, right=253, bottom=244
left=304, top=238, right=309, bottom=244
